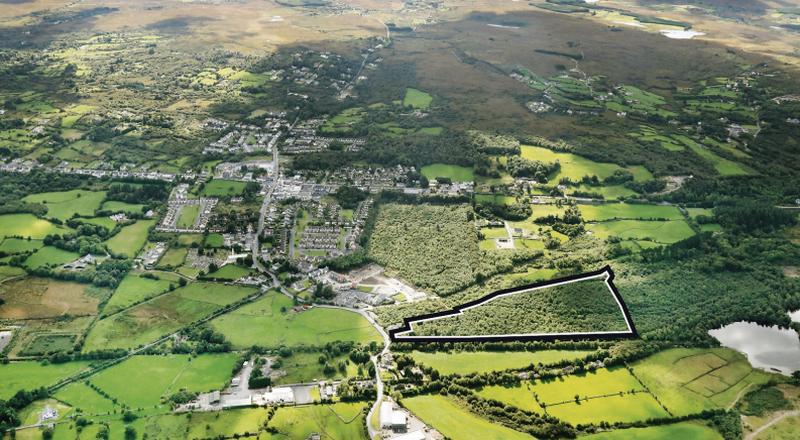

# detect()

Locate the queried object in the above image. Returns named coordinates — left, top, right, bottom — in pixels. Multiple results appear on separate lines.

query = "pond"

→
left=708, top=321, right=800, bottom=376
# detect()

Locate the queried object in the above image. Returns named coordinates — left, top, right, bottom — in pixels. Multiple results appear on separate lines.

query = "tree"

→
left=124, top=426, right=137, bottom=440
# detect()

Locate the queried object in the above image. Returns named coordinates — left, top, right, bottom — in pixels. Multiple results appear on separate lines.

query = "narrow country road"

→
left=745, top=410, right=800, bottom=440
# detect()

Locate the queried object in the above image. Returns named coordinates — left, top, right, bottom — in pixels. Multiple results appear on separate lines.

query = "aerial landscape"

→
left=0, top=0, right=799, bottom=439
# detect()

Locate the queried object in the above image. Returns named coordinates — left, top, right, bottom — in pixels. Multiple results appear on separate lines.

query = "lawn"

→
left=211, top=291, right=381, bottom=348
left=580, top=422, right=722, bottom=439
left=0, top=277, right=101, bottom=319
left=0, top=213, right=69, bottom=239
left=104, top=219, right=155, bottom=257
left=101, top=200, right=145, bottom=214
left=421, top=163, right=474, bottom=182
left=586, top=220, right=695, bottom=244
left=201, top=179, right=248, bottom=196
left=206, top=264, right=254, bottom=280
left=84, top=282, right=257, bottom=351
left=402, top=394, right=531, bottom=440
left=22, top=189, right=106, bottom=221
left=630, top=348, right=774, bottom=416
left=23, top=246, right=80, bottom=270
left=0, top=238, right=43, bottom=254
left=176, top=204, right=200, bottom=229
left=205, top=232, right=225, bottom=248
left=521, top=145, right=651, bottom=182
left=89, top=354, right=237, bottom=409
left=410, top=349, right=594, bottom=375
left=268, top=402, right=367, bottom=439
left=53, top=381, right=117, bottom=415
left=403, top=88, right=433, bottom=109
left=578, top=204, right=683, bottom=221
left=102, top=273, right=174, bottom=314
left=0, top=361, right=92, bottom=399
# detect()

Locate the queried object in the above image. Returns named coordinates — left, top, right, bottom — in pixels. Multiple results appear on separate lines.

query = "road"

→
left=745, top=410, right=800, bottom=440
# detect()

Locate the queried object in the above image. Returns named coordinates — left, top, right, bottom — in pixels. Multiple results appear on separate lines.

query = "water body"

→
left=660, top=29, right=706, bottom=40
left=708, top=321, right=800, bottom=375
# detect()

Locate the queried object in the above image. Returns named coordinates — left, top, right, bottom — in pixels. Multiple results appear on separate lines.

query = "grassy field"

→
left=521, top=145, right=652, bottom=182
left=0, top=277, right=101, bottom=319
left=207, top=264, right=254, bottom=280
left=104, top=219, right=155, bottom=257
left=176, top=204, right=200, bottom=229
left=421, top=163, right=474, bottom=182
left=0, top=214, right=69, bottom=239
left=18, top=334, right=76, bottom=356
left=586, top=220, right=695, bottom=244
left=578, top=204, right=683, bottom=221
left=201, top=179, right=248, bottom=196
left=211, top=291, right=381, bottom=348
left=84, top=282, right=256, bottom=350
left=205, top=232, right=225, bottom=248
left=0, top=361, right=92, bottom=400
left=403, top=88, right=433, bottom=109
left=101, top=200, right=145, bottom=214
left=0, top=238, right=43, bottom=254
left=273, top=350, right=358, bottom=385
left=0, top=265, right=26, bottom=282
left=410, top=350, right=594, bottom=375
left=402, top=394, right=531, bottom=440
left=267, top=402, right=367, bottom=439
left=53, top=381, right=118, bottom=414
left=157, top=247, right=188, bottom=267
left=580, top=422, right=722, bottom=439
left=630, top=348, right=774, bottom=416
left=22, top=189, right=106, bottom=221
left=23, top=246, right=80, bottom=270
left=77, top=216, right=118, bottom=230
left=103, top=273, right=174, bottom=314
left=673, top=135, right=750, bottom=176
left=546, top=392, right=668, bottom=425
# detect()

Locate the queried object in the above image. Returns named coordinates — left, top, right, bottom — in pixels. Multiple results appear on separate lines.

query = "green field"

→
left=84, top=282, right=257, bottom=350
left=23, top=246, right=80, bottom=270
left=580, top=422, right=722, bottom=439
left=0, top=361, right=92, bottom=399
left=53, top=381, right=118, bottom=414
left=22, top=190, right=106, bottom=221
left=402, top=394, right=531, bottom=440
left=77, top=216, right=118, bottom=230
left=410, top=349, right=594, bottom=375
left=673, top=135, right=750, bottom=176
left=157, top=247, right=188, bottom=267
left=421, top=163, right=474, bottom=182
left=267, top=402, right=367, bottom=439
left=104, top=219, right=155, bottom=257
left=578, top=204, right=683, bottom=221
left=630, top=348, right=774, bottom=416
left=103, top=273, right=174, bottom=314
left=205, top=232, right=225, bottom=248
left=0, top=265, right=26, bottom=282
left=403, top=88, right=433, bottom=109
left=101, top=200, right=145, bottom=214
left=0, top=238, right=43, bottom=254
left=89, top=354, right=237, bottom=408
left=18, top=334, right=76, bottom=356
left=201, top=179, right=248, bottom=196
left=207, top=264, right=254, bottom=280
left=273, top=350, right=358, bottom=385
left=521, top=145, right=652, bottom=182
left=176, top=204, right=200, bottom=229
left=586, top=220, right=695, bottom=244
left=211, top=291, right=381, bottom=348
left=0, top=214, right=69, bottom=239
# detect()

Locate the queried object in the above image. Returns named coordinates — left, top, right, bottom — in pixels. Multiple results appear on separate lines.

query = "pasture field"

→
left=569, top=184, right=637, bottom=200
left=0, top=238, right=43, bottom=254
left=630, top=348, right=774, bottom=416
left=22, top=190, right=106, bottom=221
left=474, top=194, right=518, bottom=205
left=273, top=351, right=358, bottom=385
left=481, top=227, right=508, bottom=239
left=267, top=402, right=367, bottom=439
left=53, top=381, right=117, bottom=414
left=77, top=216, right=118, bottom=230
left=755, top=413, right=800, bottom=440
left=18, top=334, right=76, bottom=356
left=420, top=163, right=475, bottom=182
left=0, top=214, right=69, bottom=239
left=520, top=145, right=653, bottom=182
left=0, top=361, right=92, bottom=400
left=16, top=399, right=73, bottom=426
left=410, top=349, right=594, bottom=375
left=0, top=277, right=101, bottom=319
left=580, top=422, right=722, bottom=439
left=157, top=247, right=188, bottom=267
left=90, top=354, right=237, bottom=408
left=686, top=207, right=714, bottom=219
left=531, top=368, right=644, bottom=404
left=102, top=273, right=174, bottom=314
left=84, top=282, right=256, bottom=350
left=23, top=246, right=80, bottom=270
left=545, top=392, right=668, bottom=425
left=403, top=88, right=433, bottom=109
left=673, top=135, right=750, bottom=176
left=586, top=220, right=695, bottom=244
left=402, top=394, right=531, bottom=440
left=176, top=204, right=200, bottom=229
left=578, top=204, right=683, bottom=221
left=101, top=200, right=145, bottom=214
left=202, top=179, right=248, bottom=196
left=0, top=265, right=26, bottom=282
left=205, top=232, right=225, bottom=248
left=104, top=219, right=155, bottom=257
left=211, top=291, right=381, bottom=348
left=207, top=264, right=254, bottom=280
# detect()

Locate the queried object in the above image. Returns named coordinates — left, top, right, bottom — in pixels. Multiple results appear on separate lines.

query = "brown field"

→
left=0, top=277, right=103, bottom=320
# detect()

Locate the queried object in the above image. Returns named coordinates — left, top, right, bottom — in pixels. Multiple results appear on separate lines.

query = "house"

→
left=209, top=391, right=220, bottom=404
left=231, top=377, right=241, bottom=388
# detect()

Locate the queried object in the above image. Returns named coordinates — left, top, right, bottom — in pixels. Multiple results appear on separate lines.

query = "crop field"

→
left=403, top=88, right=433, bottom=109
left=630, top=348, right=773, bottom=416
left=176, top=204, right=200, bottom=229
left=0, top=361, right=92, bottom=400
left=211, top=291, right=380, bottom=348
left=402, top=394, right=531, bottom=440
left=104, top=219, right=155, bottom=257
left=0, top=238, right=43, bottom=254
left=410, top=349, right=594, bottom=375
left=84, top=282, right=256, bottom=350
left=0, top=277, right=101, bottom=319
left=581, top=422, right=722, bottom=439
left=578, top=204, right=683, bottom=221
left=102, top=273, right=174, bottom=314
left=420, top=163, right=474, bottom=182
left=89, top=354, right=237, bottom=408
left=202, top=179, right=248, bottom=196
left=0, top=214, right=69, bottom=239
left=586, top=220, right=695, bottom=244
left=22, top=190, right=106, bottom=221
left=520, top=145, right=652, bottom=182
left=23, top=246, right=80, bottom=270
left=53, top=381, right=117, bottom=415
left=101, top=200, right=145, bottom=214
left=207, top=264, right=254, bottom=280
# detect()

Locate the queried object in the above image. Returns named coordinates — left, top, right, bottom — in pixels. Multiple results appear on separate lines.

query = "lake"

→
left=708, top=321, right=800, bottom=375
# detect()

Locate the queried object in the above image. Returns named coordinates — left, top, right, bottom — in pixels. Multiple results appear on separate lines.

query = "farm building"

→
left=380, top=401, right=407, bottom=432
